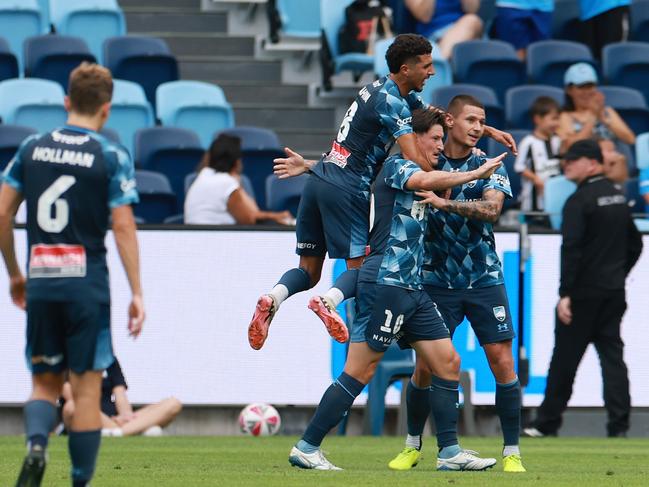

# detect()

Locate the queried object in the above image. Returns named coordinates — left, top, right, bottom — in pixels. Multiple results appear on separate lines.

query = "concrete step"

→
left=119, top=0, right=200, bottom=8
left=125, top=9, right=228, bottom=33
left=233, top=104, right=336, bottom=131
left=159, top=34, right=254, bottom=57
left=275, top=129, right=333, bottom=154
left=179, top=56, right=282, bottom=83
left=217, top=81, right=308, bottom=105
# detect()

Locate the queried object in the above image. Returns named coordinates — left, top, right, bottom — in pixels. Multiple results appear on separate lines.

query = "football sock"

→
left=325, top=269, right=359, bottom=306
left=438, top=444, right=462, bottom=459
left=301, top=372, right=364, bottom=448
left=406, top=379, right=431, bottom=447
left=24, top=400, right=57, bottom=450
left=69, top=430, right=101, bottom=485
left=296, top=439, right=319, bottom=454
left=503, top=445, right=521, bottom=456
left=271, top=268, right=311, bottom=306
left=405, top=434, right=422, bottom=450
left=430, top=375, right=460, bottom=449
left=496, top=377, right=522, bottom=449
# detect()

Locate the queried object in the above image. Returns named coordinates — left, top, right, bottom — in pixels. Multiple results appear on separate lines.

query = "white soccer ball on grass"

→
left=238, top=403, right=281, bottom=436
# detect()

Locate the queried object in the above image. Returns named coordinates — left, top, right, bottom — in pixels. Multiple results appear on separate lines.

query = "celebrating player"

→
left=0, top=63, right=145, bottom=487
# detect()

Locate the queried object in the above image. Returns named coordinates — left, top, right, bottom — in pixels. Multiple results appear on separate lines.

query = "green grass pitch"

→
left=1, top=436, right=648, bottom=486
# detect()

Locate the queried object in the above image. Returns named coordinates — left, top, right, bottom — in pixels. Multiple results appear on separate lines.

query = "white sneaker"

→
left=437, top=449, right=497, bottom=471
left=101, top=428, right=123, bottom=437
left=288, top=446, right=342, bottom=470
left=143, top=425, right=163, bottom=437
left=522, top=427, right=545, bottom=438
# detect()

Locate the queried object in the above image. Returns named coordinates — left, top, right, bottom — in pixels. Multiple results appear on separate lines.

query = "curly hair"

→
left=385, top=34, right=432, bottom=74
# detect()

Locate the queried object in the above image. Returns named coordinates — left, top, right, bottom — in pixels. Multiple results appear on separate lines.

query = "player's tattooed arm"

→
left=417, top=188, right=505, bottom=223
left=273, top=147, right=316, bottom=179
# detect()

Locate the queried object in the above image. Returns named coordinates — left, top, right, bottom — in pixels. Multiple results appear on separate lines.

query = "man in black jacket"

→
left=525, top=139, right=643, bottom=438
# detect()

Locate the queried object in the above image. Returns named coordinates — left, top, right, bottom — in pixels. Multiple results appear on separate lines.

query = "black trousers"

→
left=580, top=6, right=629, bottom=60
left=534, top=291, right=630, bottom=436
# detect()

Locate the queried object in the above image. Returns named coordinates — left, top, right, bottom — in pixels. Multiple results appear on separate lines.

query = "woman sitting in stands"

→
left=184, top=133, right=293, bottom=225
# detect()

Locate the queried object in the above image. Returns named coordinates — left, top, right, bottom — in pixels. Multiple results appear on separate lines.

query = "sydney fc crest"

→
left=493, top=306, right=506, bottom=322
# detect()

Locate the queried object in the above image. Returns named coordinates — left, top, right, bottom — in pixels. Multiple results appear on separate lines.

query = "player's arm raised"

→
left=406, top=153, right=505, bottom=191
left=0, top=184, right=26, bottom=309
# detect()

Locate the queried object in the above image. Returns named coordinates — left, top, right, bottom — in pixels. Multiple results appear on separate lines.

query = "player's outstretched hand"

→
left=475, top=153, right=506, bottom=179
left=9, top=274, right=26, bottom=310
left=273, top=147, right=306, bottom=179
left=490, top=128, right=518, bottom=155
left=128, top=294, right=145, bottom=338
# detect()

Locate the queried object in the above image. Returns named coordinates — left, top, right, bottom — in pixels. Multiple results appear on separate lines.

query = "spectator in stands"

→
left=404, top=0, right=482, bottom=59
left=492, top=0, right=554, bottom=60
left=184, top=134, right=293, bottom=225
left=597, top=136, right=629, bottom=184
left=578, top=0, right=630, bottom=61
left=558, top=63, right=635, bottom=153
left=62, top=358, right=182, bottom=437
left=514, top=96, right=562, bottom=212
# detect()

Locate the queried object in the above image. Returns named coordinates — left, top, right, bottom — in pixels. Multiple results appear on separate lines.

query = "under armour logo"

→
left=497, top=323, right=509, bottom=332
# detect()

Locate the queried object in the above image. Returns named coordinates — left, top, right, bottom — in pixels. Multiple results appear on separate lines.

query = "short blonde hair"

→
left=67, top=62, right=113, bottom=115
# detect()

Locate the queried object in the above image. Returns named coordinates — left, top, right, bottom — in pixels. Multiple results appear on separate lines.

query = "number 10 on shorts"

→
left=380, top=309, right=404, bottom=335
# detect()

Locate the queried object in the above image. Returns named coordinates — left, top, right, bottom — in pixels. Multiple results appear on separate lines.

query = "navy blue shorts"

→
left=424, top=284, right=515, bottom=346
left=352, top=283, right=450, bottom=352
left=295, top=175, right=369, bottom=259
left=26, top=300, right=114, bottom=375
left=492, top=7, right=552, bottom=50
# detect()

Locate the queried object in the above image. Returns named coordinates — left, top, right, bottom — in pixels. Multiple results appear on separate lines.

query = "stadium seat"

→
left=133, top=170, right=177, bottom=224
left=185, top=171, right=255, bottom=202
left=134, top=127, right=204, bottom=211
left=320, top=0, right=374, bottom=90
left=156, top=80, right=233, bottom=149
left=543, top=175, right=576, bottom=230
left=527, top=40, right=594, bottom=88
left=36, top=0, right=50, bottom=32
left=265, top=173, right=308, bottom=217
left=630, top=0, right=649, bottom=42
left=551, top=0, right=580, bottom=41
left=0, top=78, right=66, bottom=133
left=487, top=129, right=530, bottom=211
left=452, top=40, right=526, bottom=104
left=50, top=0, right=126, bottom=63
left=0, top=125, right=37, bottom=171
left=218, top=126, right=284, bottom=208
left=104, top=79, right=154, bottom=156
left=0, top=37, right=18, bottom=82
left=624, top=178, right=644, bottom=215
left=104, top=36, right=179, bottom=109
left=24, top=35, right=96, bottom=91
left=598, top=86, right=649, bottom=136
left=505, top=85, right=564, bottom=130
left=276, top=0, right=320, bottom=38
left=366, top=343, right=414, bottom=436
left=99, top=126, right=120, bottom=144
left=0, top=0, right=42, bottom=72
left=634, top=217, right=649, bottom=231
left=635, top=132, right=649, bottom=170
left=602, top=42, right=649, bottom=105
left=386, top=0, right=417, bottom=34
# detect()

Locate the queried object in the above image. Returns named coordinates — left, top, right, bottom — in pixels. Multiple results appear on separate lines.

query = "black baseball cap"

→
left=562, top=139, right=603, bottom=163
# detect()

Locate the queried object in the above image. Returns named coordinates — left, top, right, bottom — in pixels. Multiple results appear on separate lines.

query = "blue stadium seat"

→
left=527, top=40, right=594, bottom=88
left=386, top=0, right=417, bottom=34
left=320, top=0, right=373, bottom=90
left=104, top=36, right=179, bottom=109
left=99, top=127, right=120, bottom=144
left=265, top=173, right=308, bottom=216
left=551, top=0, right=580, bottom=41
left=366, top=343, right=414, bottom=436
left=24, top=35, right=96, bottom=91
left=0, top=124, right=37, bottom=171
left=487, top=129, right=529, bottom=211
left=0, top=78, right=66, bottom=132
left=452, top=40, right=525, bottom=104
left=0, top=0, right=42, bottom=72
left=157, top=80, right=233, bottom=149
left=602, top=42, right=649, bottom=105
left=276, top=0, right=320, bottom=38
left=133, top=169, right=176, bottom=224
left=543, top=175, right=576, bottom=230
left=505, top=85, right=564, bottom=130
left=636, top=132, right=649, bottom=170
left=50, top=0, right=125, bottom=63
left=634, top=217, right=649, bottom=231
left=135, top=127, right=203, bottom=211
left=217, top=126, right=284, bottom=209
left=185, top=171, right=255, bottom=202
left=36, top=0, right=50, bottom=32
left=630, top=0, right=649, bottom=42
left=598, top=85, right=649, bottom=136
left=0, top=37, right=17, bottom=81
left=373, top=37, right=393, bottom=78
left=104, top=79, right=154, bottom=156
left=624, top=178, right=644, bottom=214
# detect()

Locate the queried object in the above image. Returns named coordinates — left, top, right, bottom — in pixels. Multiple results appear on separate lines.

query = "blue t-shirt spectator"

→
left=580, top=0, right=630, bottom=21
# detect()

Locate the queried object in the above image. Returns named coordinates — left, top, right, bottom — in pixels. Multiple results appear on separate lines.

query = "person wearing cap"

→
left=524, top=139, right=643, bottom=438
left=558, top=62, right=635, bottom=153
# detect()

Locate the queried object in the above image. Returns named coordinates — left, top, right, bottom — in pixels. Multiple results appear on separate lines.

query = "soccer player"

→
left=288, top=108, right=503, bottom=471
left=0, top=63, right=145, bottom=487
left=388, top=95, right=526, bottom=473
left=249, top=34, right=517, bottom=350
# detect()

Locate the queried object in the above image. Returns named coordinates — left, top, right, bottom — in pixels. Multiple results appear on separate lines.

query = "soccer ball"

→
left=238, top=403, right=281, bottom=436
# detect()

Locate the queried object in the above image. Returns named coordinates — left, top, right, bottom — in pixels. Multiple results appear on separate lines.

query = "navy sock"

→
left=302, top=372, right=364, bottom=447
left=496, top=378, right=521, bottom=447
left=68, top=430, right=101, bottom=483
left=332, top=269, right=359, bottom=300
left=277, top=268, right=311, bottom=297
left=24, top=400, right=57, bottom=450
left=430, top=376, right=460, bottom=449
left=406, top=379, right=431, bottom=439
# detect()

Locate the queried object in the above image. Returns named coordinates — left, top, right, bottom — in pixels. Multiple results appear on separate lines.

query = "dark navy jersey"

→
left=2, top=125, right=139, bottom=303
left=311, top=76, right=425, bottom=201
left=422, top=152, right=512, bottom=289
left=359, top=155, right=429, bottom=290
